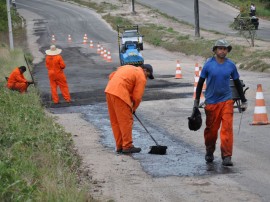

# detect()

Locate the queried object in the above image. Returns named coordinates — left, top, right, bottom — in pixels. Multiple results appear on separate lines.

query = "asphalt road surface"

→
left=17, top=0, right=270, bottom=201
left=137, top=0, right=270, bottom=41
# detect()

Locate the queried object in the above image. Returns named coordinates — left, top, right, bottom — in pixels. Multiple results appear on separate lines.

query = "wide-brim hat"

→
left=142, top=64, right=154, bottom=79
left=45, top=45, right=62, bottom=55
left=212, top=39, right=232, bottom=52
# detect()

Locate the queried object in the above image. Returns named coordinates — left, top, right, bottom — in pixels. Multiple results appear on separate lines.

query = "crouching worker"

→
left=105, top=64, right=154, bottom=154
left=6, top=66, right=34, bottom=93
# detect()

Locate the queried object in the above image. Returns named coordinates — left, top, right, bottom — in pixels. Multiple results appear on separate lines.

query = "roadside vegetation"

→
left=224, top=0, right=270, bottom=19
left=74, top=0, right=270, bottom=72
left=0, top=1, right=95, bottom=201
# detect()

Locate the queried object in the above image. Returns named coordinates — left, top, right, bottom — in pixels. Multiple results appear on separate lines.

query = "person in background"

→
left=11, top=0, right=16, bottom=8
left=193, top=39, right=247, bottom=166
left=45, top=45, right=71, bottom=104
left=250, top=3, right=256, bottom=16
left=6, top=66, right=33, bottom=93
left=105, top=64, right=154, bottom=154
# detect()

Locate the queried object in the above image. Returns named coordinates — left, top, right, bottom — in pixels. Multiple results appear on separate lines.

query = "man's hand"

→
left=190, top=99, right=200, bottom=118
left=193, top=99, right=200, bottom=108
left=241, top=101, right=248, bottom=112
left=27, top=81, right=34, bottom=85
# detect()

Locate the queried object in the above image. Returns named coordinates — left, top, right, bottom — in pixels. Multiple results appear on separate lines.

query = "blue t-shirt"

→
left=200, top=57, right=239, bottom=104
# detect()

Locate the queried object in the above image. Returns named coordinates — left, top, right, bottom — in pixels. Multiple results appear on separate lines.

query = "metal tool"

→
left=24, top=54, right=35, bottom=86
left=134, top=113, right=167, bottom=155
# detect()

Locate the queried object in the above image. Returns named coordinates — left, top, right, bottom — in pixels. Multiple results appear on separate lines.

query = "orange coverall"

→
left=204, top=100, right=234, bottom=158
left=105, top=65, right=147, bottom=150
left=7, top=67, right=28, bottom=93
left=45, top=55, right=71, bottom=103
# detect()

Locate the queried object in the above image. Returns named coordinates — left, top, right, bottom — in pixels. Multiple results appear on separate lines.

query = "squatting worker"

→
left=194, top=39, right=247, bottom=166
left=105, top=64, right=154, bottom=154
left=45, top=45, right=71, bottom=104
left=6, top=66, right=33, bottom=93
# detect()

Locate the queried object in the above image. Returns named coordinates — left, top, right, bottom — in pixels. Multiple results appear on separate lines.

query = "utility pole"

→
left=6, top=0, right=14, bottom=50
left=131, top=0, right=135, bottom=14
left=194, top=0, right=200, bottom=37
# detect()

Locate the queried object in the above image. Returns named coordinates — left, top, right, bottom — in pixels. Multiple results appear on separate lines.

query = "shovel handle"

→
left=24, top=54, right=35, bottom=86
left=133, top=113, right=159, bottom=146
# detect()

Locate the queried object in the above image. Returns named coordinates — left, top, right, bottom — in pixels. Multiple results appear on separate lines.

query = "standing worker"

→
left=250, top=3, right=256, bottom=16
left=6, top=66, right=33, bottom=93
left=11, top=0, right=16, bottom=8
left=45, top=45, right=71, bottom=104
left=105, top=64, right=154, bottom=154
left=193, top=39, right=247, bottom=166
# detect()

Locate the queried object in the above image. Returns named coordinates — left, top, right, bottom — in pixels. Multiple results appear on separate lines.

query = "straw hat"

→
left=45, top=45, right=62, bottom=55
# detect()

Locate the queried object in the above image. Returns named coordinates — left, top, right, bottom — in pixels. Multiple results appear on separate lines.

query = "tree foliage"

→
left=0, top=0, right=8, bottom=31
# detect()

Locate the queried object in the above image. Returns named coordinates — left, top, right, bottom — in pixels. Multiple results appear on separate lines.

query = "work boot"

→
left=116, top=148, right=122, bottom=154
left=122, top=146, right=141, bottom=154
left=222, top=156, right=233, bottom=166
left=205, top=153, right=214, bottom=163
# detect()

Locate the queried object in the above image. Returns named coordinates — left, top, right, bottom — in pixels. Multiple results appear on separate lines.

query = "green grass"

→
left=69, top=0, right=270, bottom=72
left=225, top=0, right=270, bottom=18
left=71, top=0, right=119, bottom=13
left=102, top=14, right=250, bottom=61
left=0, top=47, right=94, bottom=201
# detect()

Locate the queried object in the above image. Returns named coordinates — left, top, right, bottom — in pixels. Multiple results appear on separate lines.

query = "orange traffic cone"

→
left=251, top=84, right=270, bottom=125
left=103, top=49, right=107, bottom=60
left=51, top=34, right=56, bottom=43
left=175, top=60, right=182, bottom=79
left=100, top=46, right=104, bottom=56
left=97, top=42, right=101, bottom=54
left=194, top=62, right=199, bottom=76
left=83, top=34, right=88, bottom=44
left=68, top=34, right=72, bottom=43
left=89, top=40, right=94, bottom=48
left=107, top=50, right=112, bottom=62
left=193, top=75, right=204, bottom=99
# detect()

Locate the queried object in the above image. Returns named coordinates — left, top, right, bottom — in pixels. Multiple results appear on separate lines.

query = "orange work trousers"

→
left=48, top=72, right=71, bottom=103
left=106, top=93, right=133, bottom=150
left=204, top=100, right=234, bottom=158
left=8, top=82, right=28, bottom=93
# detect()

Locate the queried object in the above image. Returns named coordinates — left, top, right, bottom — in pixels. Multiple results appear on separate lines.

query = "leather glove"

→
left=241, top=101, right=248, bottom=112
left=193, top=99, right=199, bottom=108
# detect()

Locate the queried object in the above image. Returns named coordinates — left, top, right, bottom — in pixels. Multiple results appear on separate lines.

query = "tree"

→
left=232, top=14, right=257, bottom=47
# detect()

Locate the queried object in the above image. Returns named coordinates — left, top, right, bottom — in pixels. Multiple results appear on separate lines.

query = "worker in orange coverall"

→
left=6, top=66, right=33, bottom=93
left=194, top=39, right=247, bottom=166
left=45, top=45, right=71, bottom=104
left=105, top=64, right=154, bottom=154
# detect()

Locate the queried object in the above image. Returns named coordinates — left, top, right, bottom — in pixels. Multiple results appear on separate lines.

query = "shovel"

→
left=134, top=113, right=167, bottom=155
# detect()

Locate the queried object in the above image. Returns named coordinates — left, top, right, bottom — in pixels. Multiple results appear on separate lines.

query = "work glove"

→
left=193, top=99, right=200, bottom=109
left=241, top=101, right=248, bottom=112
left=190, top=99, right=200, bottom=118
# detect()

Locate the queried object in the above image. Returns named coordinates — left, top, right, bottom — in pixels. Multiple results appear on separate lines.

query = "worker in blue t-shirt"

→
left=193, top=39, right=247, bottom=166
